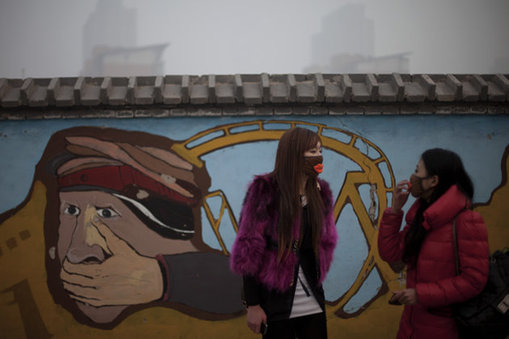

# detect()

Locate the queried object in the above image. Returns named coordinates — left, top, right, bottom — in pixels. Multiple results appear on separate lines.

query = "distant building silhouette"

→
left=310, top=4, right=374, bottom=68
left=306, top=4, right=410, bottom=73
left=492, top=56, right=509, bottom=74
left=83, top=0, right=136, bottom=64
left=82, top=44, right=169, bottom=77
left=81, top=0, right=167, bottom=76
left=305, top=52, right=410, bottom=73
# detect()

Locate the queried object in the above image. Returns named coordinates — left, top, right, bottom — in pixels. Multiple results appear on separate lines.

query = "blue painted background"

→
left=1, top=115, right=508, bottom=315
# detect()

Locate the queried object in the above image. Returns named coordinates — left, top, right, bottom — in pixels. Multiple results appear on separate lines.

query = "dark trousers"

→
left=263, top=312, right=327, bottom=339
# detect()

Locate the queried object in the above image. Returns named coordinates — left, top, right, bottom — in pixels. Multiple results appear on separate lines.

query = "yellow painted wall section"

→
left=474, top=147, right=509, bottom=253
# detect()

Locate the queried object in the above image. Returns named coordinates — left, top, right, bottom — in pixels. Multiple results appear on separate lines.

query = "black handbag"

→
left=452, top=215, right=509, bottom=339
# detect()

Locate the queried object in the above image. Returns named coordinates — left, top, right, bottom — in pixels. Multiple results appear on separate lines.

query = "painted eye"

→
left=96, top=208, right=119, bottom=218
left=64, top=205, right=80, bottom=216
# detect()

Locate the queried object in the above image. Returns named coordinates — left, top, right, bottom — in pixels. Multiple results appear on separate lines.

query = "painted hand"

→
left=60, top=220, right=164, bottom=307
left=393, top=288, right=417, bottom=305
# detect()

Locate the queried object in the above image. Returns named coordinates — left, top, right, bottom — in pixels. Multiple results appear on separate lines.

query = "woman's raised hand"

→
left=392, top=180, right=411, bottom=213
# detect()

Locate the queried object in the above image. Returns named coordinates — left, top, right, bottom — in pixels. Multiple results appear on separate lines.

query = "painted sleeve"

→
left=155, top=255, right=171, bottom=301
left=160, top=252, right=244, bottom=315
left=229, top=177, right=269, bottom=277
left=416, top=212, right=490, bottom=308
left=378, top=208, right=407, bottom=263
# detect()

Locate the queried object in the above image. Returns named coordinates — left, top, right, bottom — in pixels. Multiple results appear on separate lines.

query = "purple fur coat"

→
left=230, top=174, right=338, bottom=292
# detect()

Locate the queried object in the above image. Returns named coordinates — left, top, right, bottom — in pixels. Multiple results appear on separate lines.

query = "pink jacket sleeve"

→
left=416, top=211, right=490, bottom=308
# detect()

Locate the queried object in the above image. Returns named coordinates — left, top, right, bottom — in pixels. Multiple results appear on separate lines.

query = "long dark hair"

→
left=402, top=148, right=474, bottom=265
left=271, top=127, right=324, bottom=262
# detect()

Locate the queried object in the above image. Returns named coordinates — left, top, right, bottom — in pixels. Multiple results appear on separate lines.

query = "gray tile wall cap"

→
left=0, top=74, right=508, bottom=117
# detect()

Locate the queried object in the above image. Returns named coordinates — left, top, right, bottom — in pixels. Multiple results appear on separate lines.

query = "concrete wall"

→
left=0, top=115, right=508, bottom=338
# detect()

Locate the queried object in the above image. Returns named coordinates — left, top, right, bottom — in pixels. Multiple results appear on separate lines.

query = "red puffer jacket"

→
left=378, top=185, right=489, bottom=339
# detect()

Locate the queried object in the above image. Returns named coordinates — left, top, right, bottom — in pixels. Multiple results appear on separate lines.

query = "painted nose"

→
left=66, top=206, right=110, bottom=264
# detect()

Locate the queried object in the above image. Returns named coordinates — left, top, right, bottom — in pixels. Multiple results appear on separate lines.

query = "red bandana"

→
left=58, top=165, right=197, bottom=206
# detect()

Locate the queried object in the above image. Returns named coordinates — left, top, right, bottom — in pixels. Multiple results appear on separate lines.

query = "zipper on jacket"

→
left=290, top=263, right=299, bottom=287
left=298, top=274, right=311, bottom=297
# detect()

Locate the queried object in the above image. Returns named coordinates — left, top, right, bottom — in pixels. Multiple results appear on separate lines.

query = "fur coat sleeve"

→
left=230, top=175, right=273, bottom=277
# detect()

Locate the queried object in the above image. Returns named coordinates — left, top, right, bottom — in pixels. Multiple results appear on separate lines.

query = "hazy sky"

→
left=0, top=0, right=508, bottom=77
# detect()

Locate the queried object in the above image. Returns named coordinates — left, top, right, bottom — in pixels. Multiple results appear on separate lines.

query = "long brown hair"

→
left=271, top=127, right=325, bottom=262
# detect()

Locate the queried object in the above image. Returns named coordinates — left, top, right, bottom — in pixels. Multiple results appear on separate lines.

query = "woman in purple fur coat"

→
left=230, top=127, right=338, bottom=339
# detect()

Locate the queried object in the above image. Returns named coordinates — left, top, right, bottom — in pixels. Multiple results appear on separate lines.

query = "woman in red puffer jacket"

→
left=378, top=148, right=489, bottom=339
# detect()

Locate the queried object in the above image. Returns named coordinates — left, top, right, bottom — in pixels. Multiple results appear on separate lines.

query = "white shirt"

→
left=289, top=265, right=323, bottom=318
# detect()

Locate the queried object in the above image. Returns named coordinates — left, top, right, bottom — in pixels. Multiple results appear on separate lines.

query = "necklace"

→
left=300, top=194, right=308, bottom=206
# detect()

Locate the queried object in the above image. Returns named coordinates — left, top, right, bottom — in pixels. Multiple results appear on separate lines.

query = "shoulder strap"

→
left=452, top=208, right=469, bottom=276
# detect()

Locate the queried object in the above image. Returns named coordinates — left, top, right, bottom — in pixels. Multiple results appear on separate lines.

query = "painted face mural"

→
left=40, top=127, right=243, bottom=328
left=57, top=190, right=193, bottom=323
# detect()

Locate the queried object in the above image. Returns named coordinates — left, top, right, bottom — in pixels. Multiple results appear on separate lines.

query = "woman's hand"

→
left=246, top=304, right=267, bottom=334
left=392, top=180, right=411, bottom=213
left=392, top=288, right=418, bottom=305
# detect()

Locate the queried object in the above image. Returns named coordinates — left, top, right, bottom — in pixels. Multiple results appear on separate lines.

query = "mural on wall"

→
left=0, top=126, right=246, bottom=332
left=0, top=117, right=508, bottom=338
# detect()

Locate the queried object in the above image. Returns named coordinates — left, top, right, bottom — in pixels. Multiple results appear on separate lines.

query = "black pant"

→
left=263, top=312, right=327, bottom=339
